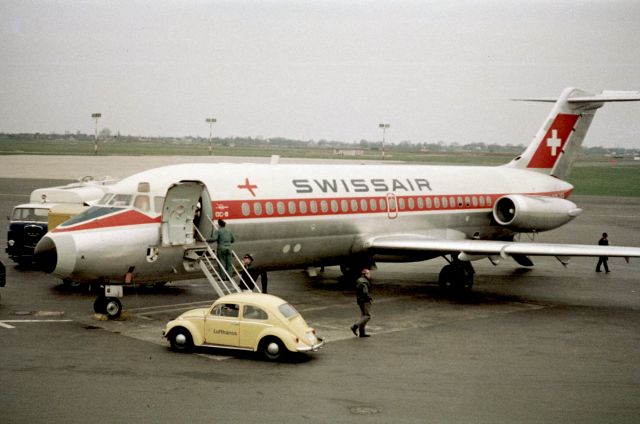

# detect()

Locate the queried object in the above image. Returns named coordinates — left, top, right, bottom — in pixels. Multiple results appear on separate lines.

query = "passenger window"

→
left=241, top=202, right=251, bottom=216
left=243, top=305, right=268, bottom=320
left=254, top=202, right=263, bottom=216
left=320, top=200, right=328, bottom=213
left=299, top=201, right=307, bottom=214
left=288, top=201, right=296, bottom=214
left=134, top=195, right=150, bottom=212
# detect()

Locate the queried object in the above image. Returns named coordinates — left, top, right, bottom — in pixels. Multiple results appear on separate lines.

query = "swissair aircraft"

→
left=35, top=87, right=640, bottom=317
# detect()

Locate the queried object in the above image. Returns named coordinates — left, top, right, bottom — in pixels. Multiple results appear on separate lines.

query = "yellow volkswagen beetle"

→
left=163, top=292, right=324, bottom=360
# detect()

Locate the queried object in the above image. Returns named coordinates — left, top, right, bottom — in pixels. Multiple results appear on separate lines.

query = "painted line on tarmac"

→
left=0, top=319, right=73, bottom=329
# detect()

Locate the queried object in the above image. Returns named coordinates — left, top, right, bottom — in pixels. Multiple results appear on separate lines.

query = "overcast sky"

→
left=1, top=0, right=639, bottom=148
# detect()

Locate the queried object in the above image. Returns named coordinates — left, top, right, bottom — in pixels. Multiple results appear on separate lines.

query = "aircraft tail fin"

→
left=504, top=88, right=640, bottom=180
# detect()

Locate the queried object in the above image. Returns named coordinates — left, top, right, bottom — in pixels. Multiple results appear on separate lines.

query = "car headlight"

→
left=8, top=239, right=15, bottom=246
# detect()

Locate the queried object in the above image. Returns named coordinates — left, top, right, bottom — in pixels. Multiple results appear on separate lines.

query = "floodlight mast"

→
left=206, top=117, right=217, bottom=155
left=378, top=123, right=390, bottom=160
left=91, top=113, right=102, bottom=156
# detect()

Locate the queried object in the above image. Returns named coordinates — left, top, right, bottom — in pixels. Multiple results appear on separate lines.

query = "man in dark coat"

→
left=596, top=232, right=610, bottom=273
left=350, top=267, right=373, bottom=337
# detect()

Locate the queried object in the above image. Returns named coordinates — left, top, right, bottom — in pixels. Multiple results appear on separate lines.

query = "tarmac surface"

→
left=1, top=157, right=640, bottom=423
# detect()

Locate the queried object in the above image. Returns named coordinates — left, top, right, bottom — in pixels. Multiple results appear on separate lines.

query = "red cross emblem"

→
left=237, top=178, right=258, bottom=197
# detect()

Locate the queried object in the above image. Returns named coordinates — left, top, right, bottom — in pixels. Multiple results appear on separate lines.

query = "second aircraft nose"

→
left=34, top=235, right=57, bottom=273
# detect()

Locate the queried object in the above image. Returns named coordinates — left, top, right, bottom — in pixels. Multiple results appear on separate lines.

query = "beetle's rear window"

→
left=278, top=303, right=299, bottom=319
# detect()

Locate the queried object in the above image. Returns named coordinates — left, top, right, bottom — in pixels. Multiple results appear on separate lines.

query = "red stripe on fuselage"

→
left=213, top=191, right=571, bottom=220
left=51, top=190, right=572, bottom=232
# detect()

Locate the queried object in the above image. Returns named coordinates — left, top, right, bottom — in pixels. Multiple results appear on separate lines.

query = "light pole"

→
left=206, top=117, right=217, bottom=155
left=378, top=123, right=390, bottom=159
left=91, top=113, right=102, bottom=156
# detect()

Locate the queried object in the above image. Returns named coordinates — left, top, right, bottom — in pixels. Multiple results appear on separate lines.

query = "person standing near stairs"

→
left=212, top=220, right=235, bottom=279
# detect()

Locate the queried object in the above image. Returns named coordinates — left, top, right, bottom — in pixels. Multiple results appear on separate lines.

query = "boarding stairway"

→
left=193, top=225, right=261, bottom=298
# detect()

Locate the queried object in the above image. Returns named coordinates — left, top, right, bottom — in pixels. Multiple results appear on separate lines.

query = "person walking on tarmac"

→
left=211, top=220, right=235, bottom=279
left=350, top=267, right=373, bottom=337
left=596, top=232, right=610, bottom=273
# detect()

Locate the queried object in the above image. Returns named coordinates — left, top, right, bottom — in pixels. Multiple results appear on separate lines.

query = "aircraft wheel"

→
left=93, top=296, right=107, bottom=314
left=104, top=297, right=122, bottom=319
left=169, top=327, right=193, bottom=352
left=438, top=264, right=473, bottom=292
left=260, top=337, right=286, bottom=361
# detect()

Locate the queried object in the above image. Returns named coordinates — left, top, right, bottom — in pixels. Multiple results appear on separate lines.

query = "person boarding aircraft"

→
left=35, top=87, right=640, bottom=318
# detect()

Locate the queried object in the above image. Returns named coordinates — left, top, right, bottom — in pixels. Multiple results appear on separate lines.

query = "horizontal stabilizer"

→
left=512, top=90, right=640, bottom=103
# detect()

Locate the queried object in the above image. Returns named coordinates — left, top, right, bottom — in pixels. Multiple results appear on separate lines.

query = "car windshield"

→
left=11, top=207, right=49, bottom=223
left=278, top=303, right=299, bottom=319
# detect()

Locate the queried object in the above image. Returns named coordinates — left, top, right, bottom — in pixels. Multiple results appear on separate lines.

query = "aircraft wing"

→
left=366, top=235, right=640, bottom=262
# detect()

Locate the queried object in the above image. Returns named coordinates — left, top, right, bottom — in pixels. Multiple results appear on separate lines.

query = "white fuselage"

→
left=39, top=162, right=573, bottom=284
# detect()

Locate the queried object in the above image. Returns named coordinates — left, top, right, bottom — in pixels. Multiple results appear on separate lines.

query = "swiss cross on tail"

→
left=527, top=113, right=579, bottom=169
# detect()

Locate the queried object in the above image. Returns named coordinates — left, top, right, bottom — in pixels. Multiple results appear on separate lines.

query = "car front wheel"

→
left=169, top=328, right=193, bottom=353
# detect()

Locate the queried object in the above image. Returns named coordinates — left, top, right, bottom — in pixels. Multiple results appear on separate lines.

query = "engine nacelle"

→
left=493, top=195, right=582, bottom=232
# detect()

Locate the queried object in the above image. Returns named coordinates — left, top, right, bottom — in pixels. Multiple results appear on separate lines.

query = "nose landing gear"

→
left=93, top=285, right=123, bottom=319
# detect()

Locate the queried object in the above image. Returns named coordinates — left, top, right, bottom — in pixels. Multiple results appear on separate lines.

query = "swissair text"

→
left=292, top=178, right=432, bottom=194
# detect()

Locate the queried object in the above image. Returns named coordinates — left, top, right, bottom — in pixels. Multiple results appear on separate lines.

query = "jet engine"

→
left=493, top=195, right=582, bottom=232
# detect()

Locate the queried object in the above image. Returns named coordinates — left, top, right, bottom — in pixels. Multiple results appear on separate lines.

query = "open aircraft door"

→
left=161, top=181, right=213, bottom=247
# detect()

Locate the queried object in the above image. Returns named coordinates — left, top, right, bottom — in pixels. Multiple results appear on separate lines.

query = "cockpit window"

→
left=107, top=194, right=133, bottom=207
left=11, top=207, right=49, bottom=223
left=98, top=193, right=113, bottom=205
left=134, top=195, right=150, bottom=212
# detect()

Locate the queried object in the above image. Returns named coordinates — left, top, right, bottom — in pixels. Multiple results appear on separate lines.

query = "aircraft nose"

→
left=35, top=236, right=57, bottom=273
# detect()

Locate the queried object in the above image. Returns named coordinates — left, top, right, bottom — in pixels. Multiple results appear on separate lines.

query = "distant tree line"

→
left=0, top=132, right=637, bottom=156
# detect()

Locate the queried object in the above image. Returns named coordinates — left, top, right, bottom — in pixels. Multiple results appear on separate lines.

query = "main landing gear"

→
left=438, top=256, right=474, bottom=292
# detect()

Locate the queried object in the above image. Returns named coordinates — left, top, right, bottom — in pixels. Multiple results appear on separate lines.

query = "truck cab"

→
left=6, top=204, right=51, bottom=265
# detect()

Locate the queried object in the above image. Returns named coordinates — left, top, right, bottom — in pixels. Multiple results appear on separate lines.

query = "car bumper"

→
left=296, top=337, right=325, bottom=353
